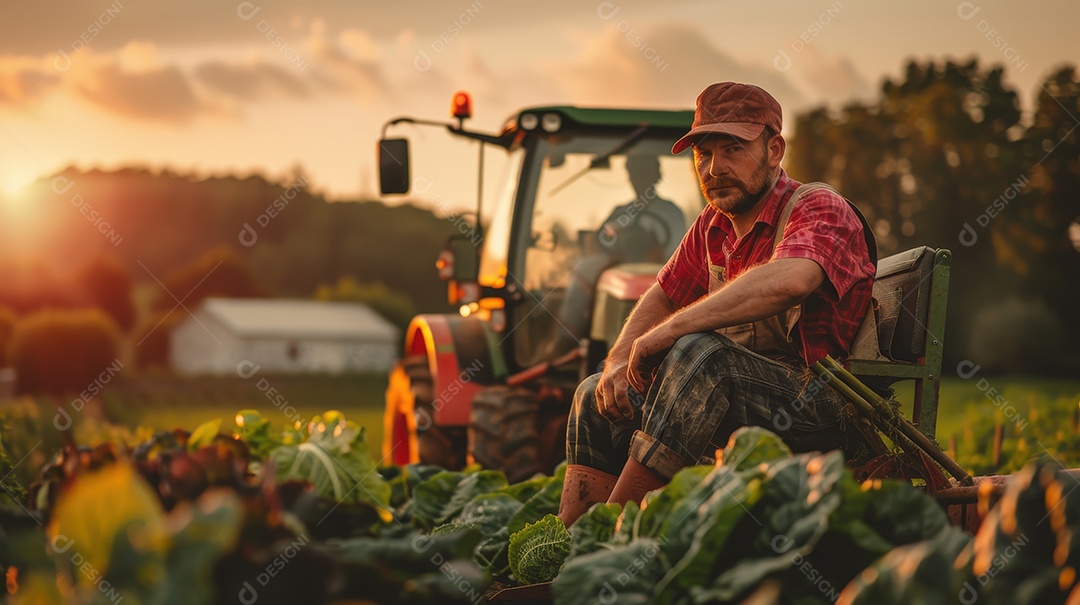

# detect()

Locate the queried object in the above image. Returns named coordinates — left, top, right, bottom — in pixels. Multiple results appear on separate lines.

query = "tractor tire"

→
left=404, top=357, right=468, bottom=470
left=469, top=386, right=541, bottom=484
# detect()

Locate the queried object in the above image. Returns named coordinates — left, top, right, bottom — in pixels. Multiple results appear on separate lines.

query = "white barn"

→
left=171, top=298, right=400, bottom=375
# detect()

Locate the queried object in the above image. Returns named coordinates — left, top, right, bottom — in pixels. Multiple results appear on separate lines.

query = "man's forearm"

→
left=666, top=258, right=824, bottom=337
left=607, top=284, right=679, bottom=363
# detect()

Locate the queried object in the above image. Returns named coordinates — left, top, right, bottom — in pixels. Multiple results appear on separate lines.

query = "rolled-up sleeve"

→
left=772, top=190, right=874, bottom=301
left=656, top=210, right=711, bottom=307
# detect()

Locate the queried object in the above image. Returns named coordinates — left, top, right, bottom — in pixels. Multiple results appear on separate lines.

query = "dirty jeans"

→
left=566, top=332, right=846, bottom=479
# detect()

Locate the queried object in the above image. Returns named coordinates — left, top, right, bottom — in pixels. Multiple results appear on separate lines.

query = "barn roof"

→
left=194, top=298, right=399, bottom=341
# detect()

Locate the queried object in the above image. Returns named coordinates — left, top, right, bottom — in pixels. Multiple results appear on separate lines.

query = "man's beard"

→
left=703, top=154, right=773, bottom=216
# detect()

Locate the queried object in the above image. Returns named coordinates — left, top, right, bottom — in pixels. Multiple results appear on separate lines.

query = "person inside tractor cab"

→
left=597, top=154, right=686, bottom=263
left=558, top=82, right=877, bottom=527
left=546, top=154, right=687, bottom=357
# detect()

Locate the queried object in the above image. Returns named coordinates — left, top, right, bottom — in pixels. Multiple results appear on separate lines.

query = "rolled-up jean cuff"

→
left=628, top=430, right=693, bottom=480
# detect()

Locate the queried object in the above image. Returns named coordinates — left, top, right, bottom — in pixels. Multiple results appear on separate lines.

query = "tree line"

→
left=787, top=60, right=1079, bottom=373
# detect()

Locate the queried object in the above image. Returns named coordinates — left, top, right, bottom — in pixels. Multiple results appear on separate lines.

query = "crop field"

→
left=896, top=375, right=1080, bottom=474
left=0, top=371, right=1078, bottom=604
left=96, top=372, right=1080, bottom=474
left=4, top=372, right=1076, bottom=485
left=99, top=372, right=391, bottom=458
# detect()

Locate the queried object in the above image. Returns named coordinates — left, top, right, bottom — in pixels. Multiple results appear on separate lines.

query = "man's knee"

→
left=569, top=373, right=602, bottom=424
left=670, top=331, right=736, bottom=356
left=567, top=372, right=606, bottom=465
left=654, top=332, right=740, bottom=381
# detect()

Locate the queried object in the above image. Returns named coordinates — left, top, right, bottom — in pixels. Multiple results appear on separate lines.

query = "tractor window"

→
left=478, top=147, right=524, bottom=289
left=512, top=134, right=705, bottom=367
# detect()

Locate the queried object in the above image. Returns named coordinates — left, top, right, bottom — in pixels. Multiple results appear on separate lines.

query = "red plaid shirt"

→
left=657, top=170, right=875, bottom=365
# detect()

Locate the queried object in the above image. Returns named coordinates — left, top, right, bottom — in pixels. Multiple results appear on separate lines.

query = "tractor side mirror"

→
left=379, top=138, right=410, bottom=195
left=437, top=235, right=480, bottom=283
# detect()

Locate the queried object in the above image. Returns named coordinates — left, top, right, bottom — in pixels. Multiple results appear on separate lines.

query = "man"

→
left=557, top=82, right=876, bottom=526
left=599, top=154, right=686, bottom=263
left=553, top=155, right=687, bottom=353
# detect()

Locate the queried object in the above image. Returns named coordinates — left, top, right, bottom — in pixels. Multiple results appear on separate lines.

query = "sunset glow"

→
left=0, top=1, right=1075, bottom=202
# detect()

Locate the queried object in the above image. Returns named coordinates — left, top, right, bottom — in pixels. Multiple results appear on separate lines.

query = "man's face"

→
left=692, top=133, right=777, bottom=216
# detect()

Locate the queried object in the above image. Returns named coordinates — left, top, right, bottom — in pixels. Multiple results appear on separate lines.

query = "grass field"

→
left=100, top=371, right=391, bottom=458
left=895, top=375, right=1080, bottom=473
left=4, top=371, right=1078, bottom=490
left=78, top=373, right=1080, bottom=451
left=909, top=376, right=1080, bottom=440
left=104, top=372, right=1080, bottom=472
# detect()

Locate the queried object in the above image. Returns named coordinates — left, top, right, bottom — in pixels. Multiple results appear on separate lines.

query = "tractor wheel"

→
left=404, top=357, right=468, bottom=470
left=469, top=386, right=541, bottom=484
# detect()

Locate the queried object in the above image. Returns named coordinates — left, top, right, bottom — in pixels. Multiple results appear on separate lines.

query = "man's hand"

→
left=595, top=358, right=635, bottom=422
left=627, top=322, right=680, bottom=394
left=593, top=283, right=681, bottom=422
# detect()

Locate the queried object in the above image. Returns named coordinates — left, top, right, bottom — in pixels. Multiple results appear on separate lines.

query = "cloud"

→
left=0, top=43, right=220, bottom=122
left=0, top=30, right=393, bottom=123
left=788, top=46, right=874, bottom=105
left=193, top=60, right=311, bottom=101
left=75, top=57, right=213, bottom=122
left=305, top=28, right=389, bottom=102
left=382, top=22, right=827, bottom=134
left=0, top=57, right=61, bottom=106
left=555, top=23, right=807, bottom=113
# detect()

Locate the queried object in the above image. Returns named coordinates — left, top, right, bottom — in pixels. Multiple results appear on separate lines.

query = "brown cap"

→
left=672, top=82, right=782, bottom=154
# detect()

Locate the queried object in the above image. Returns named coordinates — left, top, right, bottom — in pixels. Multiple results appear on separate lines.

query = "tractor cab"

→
left=379, top=94, right=703, bottom=474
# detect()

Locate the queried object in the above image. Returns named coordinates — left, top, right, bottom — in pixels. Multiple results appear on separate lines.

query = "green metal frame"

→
left=845, top=249, right=951, bottom=440
left=515, top=105, right=695, bottom=130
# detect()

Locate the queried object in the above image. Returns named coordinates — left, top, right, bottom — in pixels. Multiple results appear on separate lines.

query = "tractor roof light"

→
left=541, top=112, right=562, bottom=133
left=459, top=301, right=481, bottom=318
left=519, top=113, right=539, bottom=131
left=451, top=91, right=473, bottom=121
left=436, top=249, right=455, bottom=281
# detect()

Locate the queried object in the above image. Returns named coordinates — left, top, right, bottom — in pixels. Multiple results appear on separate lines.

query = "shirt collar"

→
left=706, top=169, right=796, bottom=235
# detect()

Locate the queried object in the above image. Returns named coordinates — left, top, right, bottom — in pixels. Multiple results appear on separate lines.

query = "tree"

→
left=133, top=308, right=186, bottom=370
left=75, top=254, right=137, bottom=332
left=153, top=246, right=265, bottom=312
left=786, top=58, right=1078, bottom=372
left=9, top=309, right=122, bottom=395
left=314, top=276, right=416, bottom=334
left=1012, top=66, right=1080, bottom=361
left=0, top=306, right=16, bottom=367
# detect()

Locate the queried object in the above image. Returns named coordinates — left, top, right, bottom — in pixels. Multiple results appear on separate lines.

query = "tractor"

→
left=379, top=92, right=706, bottom=482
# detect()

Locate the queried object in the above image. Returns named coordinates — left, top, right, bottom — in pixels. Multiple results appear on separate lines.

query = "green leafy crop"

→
left=508, top=514, right=571, bottom=584
left=269, top=411, right=392, bottom=521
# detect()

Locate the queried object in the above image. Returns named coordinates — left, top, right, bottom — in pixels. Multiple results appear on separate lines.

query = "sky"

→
left=0, top=0, right=1076, bottom=202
